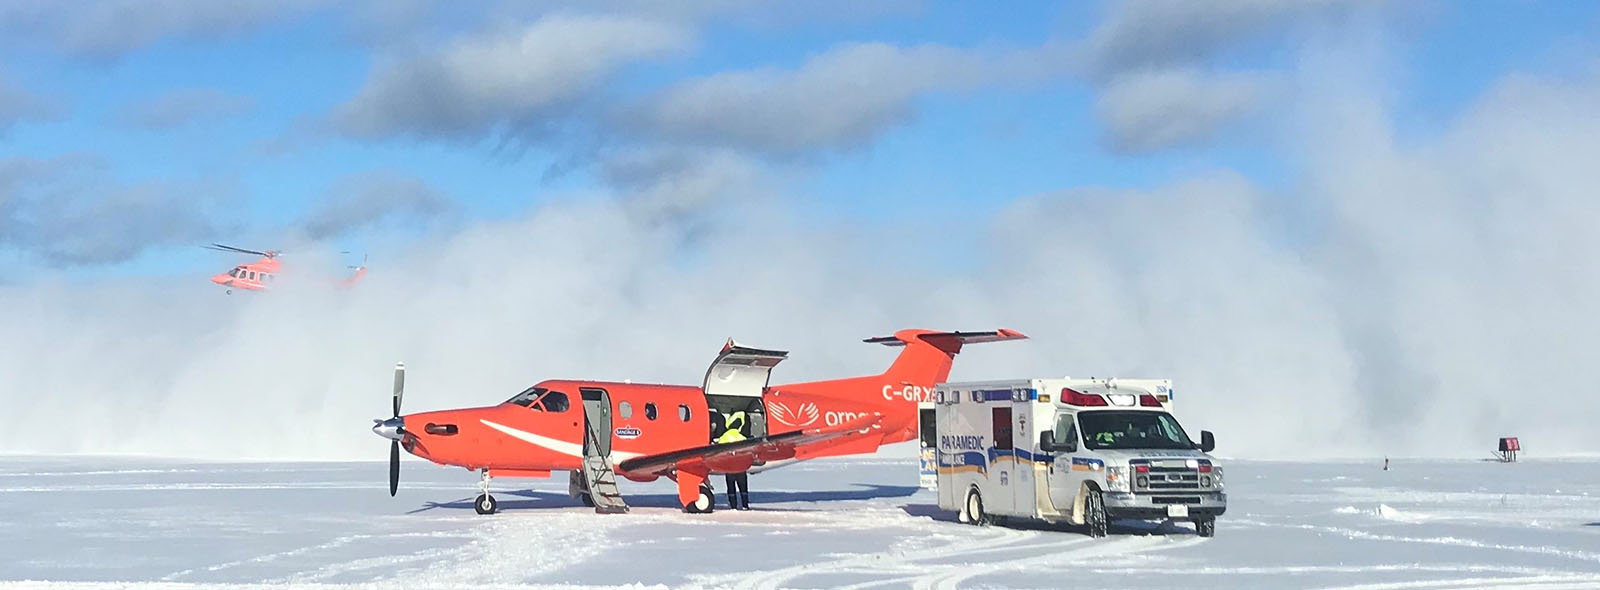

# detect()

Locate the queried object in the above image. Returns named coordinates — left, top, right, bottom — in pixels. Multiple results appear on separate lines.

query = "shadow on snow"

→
left=406, top=483, right=921, bottom=514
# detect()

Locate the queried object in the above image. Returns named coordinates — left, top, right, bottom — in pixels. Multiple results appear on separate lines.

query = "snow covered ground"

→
left=2, top=455, right=1598, bottom=589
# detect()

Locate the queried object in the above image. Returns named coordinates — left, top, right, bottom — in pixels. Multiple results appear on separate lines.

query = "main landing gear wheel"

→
left=965, top=488, right=989, bottom=526
left=684, top=484, right=715, bottom=514
left=579, top=493, right=595, bottom=508
left=475, top=493, right=498, bottom=515
left=1084, top=489, right=1108, bottom=538
left=1195, top=517, right=1216, bottom=537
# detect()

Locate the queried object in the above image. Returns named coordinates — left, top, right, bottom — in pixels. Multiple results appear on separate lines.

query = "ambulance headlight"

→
left=1105, top=466, right=1131, bottom=492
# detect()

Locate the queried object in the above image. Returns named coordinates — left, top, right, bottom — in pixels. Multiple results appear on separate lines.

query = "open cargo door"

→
left=703, top=339, right=788, bottom=441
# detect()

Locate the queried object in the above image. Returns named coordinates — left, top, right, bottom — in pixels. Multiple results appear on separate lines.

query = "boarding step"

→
left=577, top=425, right=629, bottom=514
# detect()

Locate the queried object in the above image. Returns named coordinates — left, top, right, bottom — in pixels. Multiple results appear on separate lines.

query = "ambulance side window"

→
left=992, top=408, right=1013, bottom=451
left=1054, top=414, right=1077, bottom=448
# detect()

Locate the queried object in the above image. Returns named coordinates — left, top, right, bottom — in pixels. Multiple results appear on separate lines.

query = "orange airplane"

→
left=206, top=243, right=367, bottom=294
left=372, top=328, right=1026, bottom=514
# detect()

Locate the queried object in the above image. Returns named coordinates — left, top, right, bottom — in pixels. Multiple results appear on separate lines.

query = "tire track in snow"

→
left=726, top=519, right=1041, bottom=590
left=721, top=512, right=1206, bottom=590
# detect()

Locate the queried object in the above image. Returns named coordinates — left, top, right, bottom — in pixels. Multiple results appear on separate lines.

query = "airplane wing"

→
left=615, top=413, right=884, bottom=477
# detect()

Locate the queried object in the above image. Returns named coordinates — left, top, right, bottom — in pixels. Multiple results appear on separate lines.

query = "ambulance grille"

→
left=1132, top=459, right=1205, bottom=491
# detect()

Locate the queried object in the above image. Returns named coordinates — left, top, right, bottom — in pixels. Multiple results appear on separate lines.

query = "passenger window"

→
left=678, top=404, right=690, bottom=422
left=644, top=403, right=657, bottom=420
left=249, top=271, right=256, bottom=280
left=619, top=401, right=632, bottom=419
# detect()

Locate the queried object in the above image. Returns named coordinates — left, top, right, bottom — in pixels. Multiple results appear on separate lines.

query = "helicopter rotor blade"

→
left=205, top=243, right=273, bottom=257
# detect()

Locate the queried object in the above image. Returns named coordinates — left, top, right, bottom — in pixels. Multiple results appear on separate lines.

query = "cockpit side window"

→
left=541, top=391, right=570, bottom=413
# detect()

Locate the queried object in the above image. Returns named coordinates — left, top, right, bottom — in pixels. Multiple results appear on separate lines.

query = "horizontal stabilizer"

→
left=863, top=329, right=1027, bottom=347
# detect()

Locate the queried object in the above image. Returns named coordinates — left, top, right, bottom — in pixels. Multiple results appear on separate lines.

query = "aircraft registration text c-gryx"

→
left=882, top=384, right=935, bottom=402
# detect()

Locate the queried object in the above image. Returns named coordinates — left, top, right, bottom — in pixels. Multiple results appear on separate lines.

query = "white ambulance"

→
left=928, top=378, right=1225, bottom=537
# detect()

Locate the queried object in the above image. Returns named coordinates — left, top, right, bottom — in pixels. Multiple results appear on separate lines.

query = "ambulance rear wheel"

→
left=1084, top=490, right=1108, bottom=538
left=966, top=488, right=989, bottom=526
left=1195, top=517, right=1216, bottom=537
left=684, top=484, right=714, bottom=513
left=474, top=493, right=498, bottom=515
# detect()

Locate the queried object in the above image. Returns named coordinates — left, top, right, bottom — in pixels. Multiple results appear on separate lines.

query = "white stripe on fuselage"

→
left=479, top=419, right=642, bottom=462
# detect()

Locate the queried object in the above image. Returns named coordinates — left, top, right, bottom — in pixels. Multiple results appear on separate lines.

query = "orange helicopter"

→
left=206, top=243, right=366, bottom=294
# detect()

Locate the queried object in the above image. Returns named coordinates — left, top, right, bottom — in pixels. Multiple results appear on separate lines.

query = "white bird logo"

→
left=769, top=401, right=820, bottom=427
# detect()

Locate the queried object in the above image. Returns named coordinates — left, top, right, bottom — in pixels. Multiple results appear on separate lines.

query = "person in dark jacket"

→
left=724, top=471, right=750, bottom=510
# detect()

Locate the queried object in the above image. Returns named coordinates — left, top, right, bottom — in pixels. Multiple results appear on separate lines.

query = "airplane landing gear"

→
left=475, top=493, right=498, bottom=515
left=684, top=483, right=715, bottom=514
left=475, top=468, right=497, bottom=515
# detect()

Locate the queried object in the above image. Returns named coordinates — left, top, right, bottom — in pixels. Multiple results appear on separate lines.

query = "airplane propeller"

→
left=371, top=362, right=406, bottom=497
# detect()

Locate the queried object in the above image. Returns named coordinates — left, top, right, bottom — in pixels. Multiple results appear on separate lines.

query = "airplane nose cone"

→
left=372, top=417, right=404, bottom=441
left=211, top=274, right=230, bottom=285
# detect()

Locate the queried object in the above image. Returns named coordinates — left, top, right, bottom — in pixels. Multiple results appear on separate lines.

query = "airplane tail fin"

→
left=867, top=329, right=1028, bottom=386
left=340, top=254, right=367, bottom=289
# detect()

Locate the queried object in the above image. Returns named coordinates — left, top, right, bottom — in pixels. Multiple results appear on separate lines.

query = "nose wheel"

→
left=474, top=468, right=498, bottom=515
left=475, top=493, right=498, bottom=515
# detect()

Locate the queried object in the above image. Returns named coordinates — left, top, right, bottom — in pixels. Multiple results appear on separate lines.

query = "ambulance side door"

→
left=1048, top=411, right=1088, bottom=511
left=987, top=405, right=1017, bottom=514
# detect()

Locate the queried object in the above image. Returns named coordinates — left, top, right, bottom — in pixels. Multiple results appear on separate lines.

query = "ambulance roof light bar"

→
left=1062, top=388, right=1107, bottom=406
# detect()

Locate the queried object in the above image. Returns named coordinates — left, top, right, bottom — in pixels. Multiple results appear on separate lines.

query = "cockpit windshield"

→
left=1079, top=411, right=1195, bottom=450
left=505, top=386, right=569, bottom=412
left=508, top=387, right=546, bottom=407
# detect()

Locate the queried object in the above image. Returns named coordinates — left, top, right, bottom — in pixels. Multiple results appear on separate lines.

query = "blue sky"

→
left=1, top=1, right=1597, bottom=279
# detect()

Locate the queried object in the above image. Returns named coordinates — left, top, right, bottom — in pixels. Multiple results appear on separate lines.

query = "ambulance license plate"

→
left=1166, top=505, right=1189, bottom=518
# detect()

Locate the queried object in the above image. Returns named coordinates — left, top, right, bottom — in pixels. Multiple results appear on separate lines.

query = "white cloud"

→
left=637, top=42, right=1055, bottom=154
left=0, top=73, right=64, bottom=133
left=1095, top=68, right=1278, bottom=153
left=0, top=0, right=328, bottom=58
left=332, top=14, right=692, bottom=141
left=1080, top=0, right=1360, bottom=79
left=300, top=170, right=454, bottom=240
left=0, top=155, right=232, bottom=265
left=114, top=88, right=254, bottom=130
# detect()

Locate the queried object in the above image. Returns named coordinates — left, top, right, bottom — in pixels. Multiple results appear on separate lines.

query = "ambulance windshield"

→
left=1079, top=411, right=1194, bottom=450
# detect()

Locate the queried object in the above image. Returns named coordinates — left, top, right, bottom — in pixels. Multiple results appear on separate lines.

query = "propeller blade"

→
left=392, top=362, right=405, bottom=417
left=389, top=440, right=400, bottom=497
left=206, top=243, right=272, bottom=257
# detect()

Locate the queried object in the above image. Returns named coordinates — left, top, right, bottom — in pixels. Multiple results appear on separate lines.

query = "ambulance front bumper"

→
left=1102, top=491, right=1227, bottom=520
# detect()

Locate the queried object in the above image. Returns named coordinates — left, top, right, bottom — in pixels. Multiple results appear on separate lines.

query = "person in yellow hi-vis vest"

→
left=718, top=411, right=752, bottom=510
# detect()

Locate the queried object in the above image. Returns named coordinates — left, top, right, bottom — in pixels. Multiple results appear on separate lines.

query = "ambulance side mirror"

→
left=1199, top=430, right=1215, bottom=453
left=1039, top=431, right=1055, bottom=451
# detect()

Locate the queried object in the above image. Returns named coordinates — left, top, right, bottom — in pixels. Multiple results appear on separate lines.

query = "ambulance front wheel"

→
left=684, top=484, right=714, bottom=513
left=474, top=493, right=498, bottom=515
left=1195, top=517, right=1215, bottom=537
left=1084, top=490, right=1108, bottom=538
